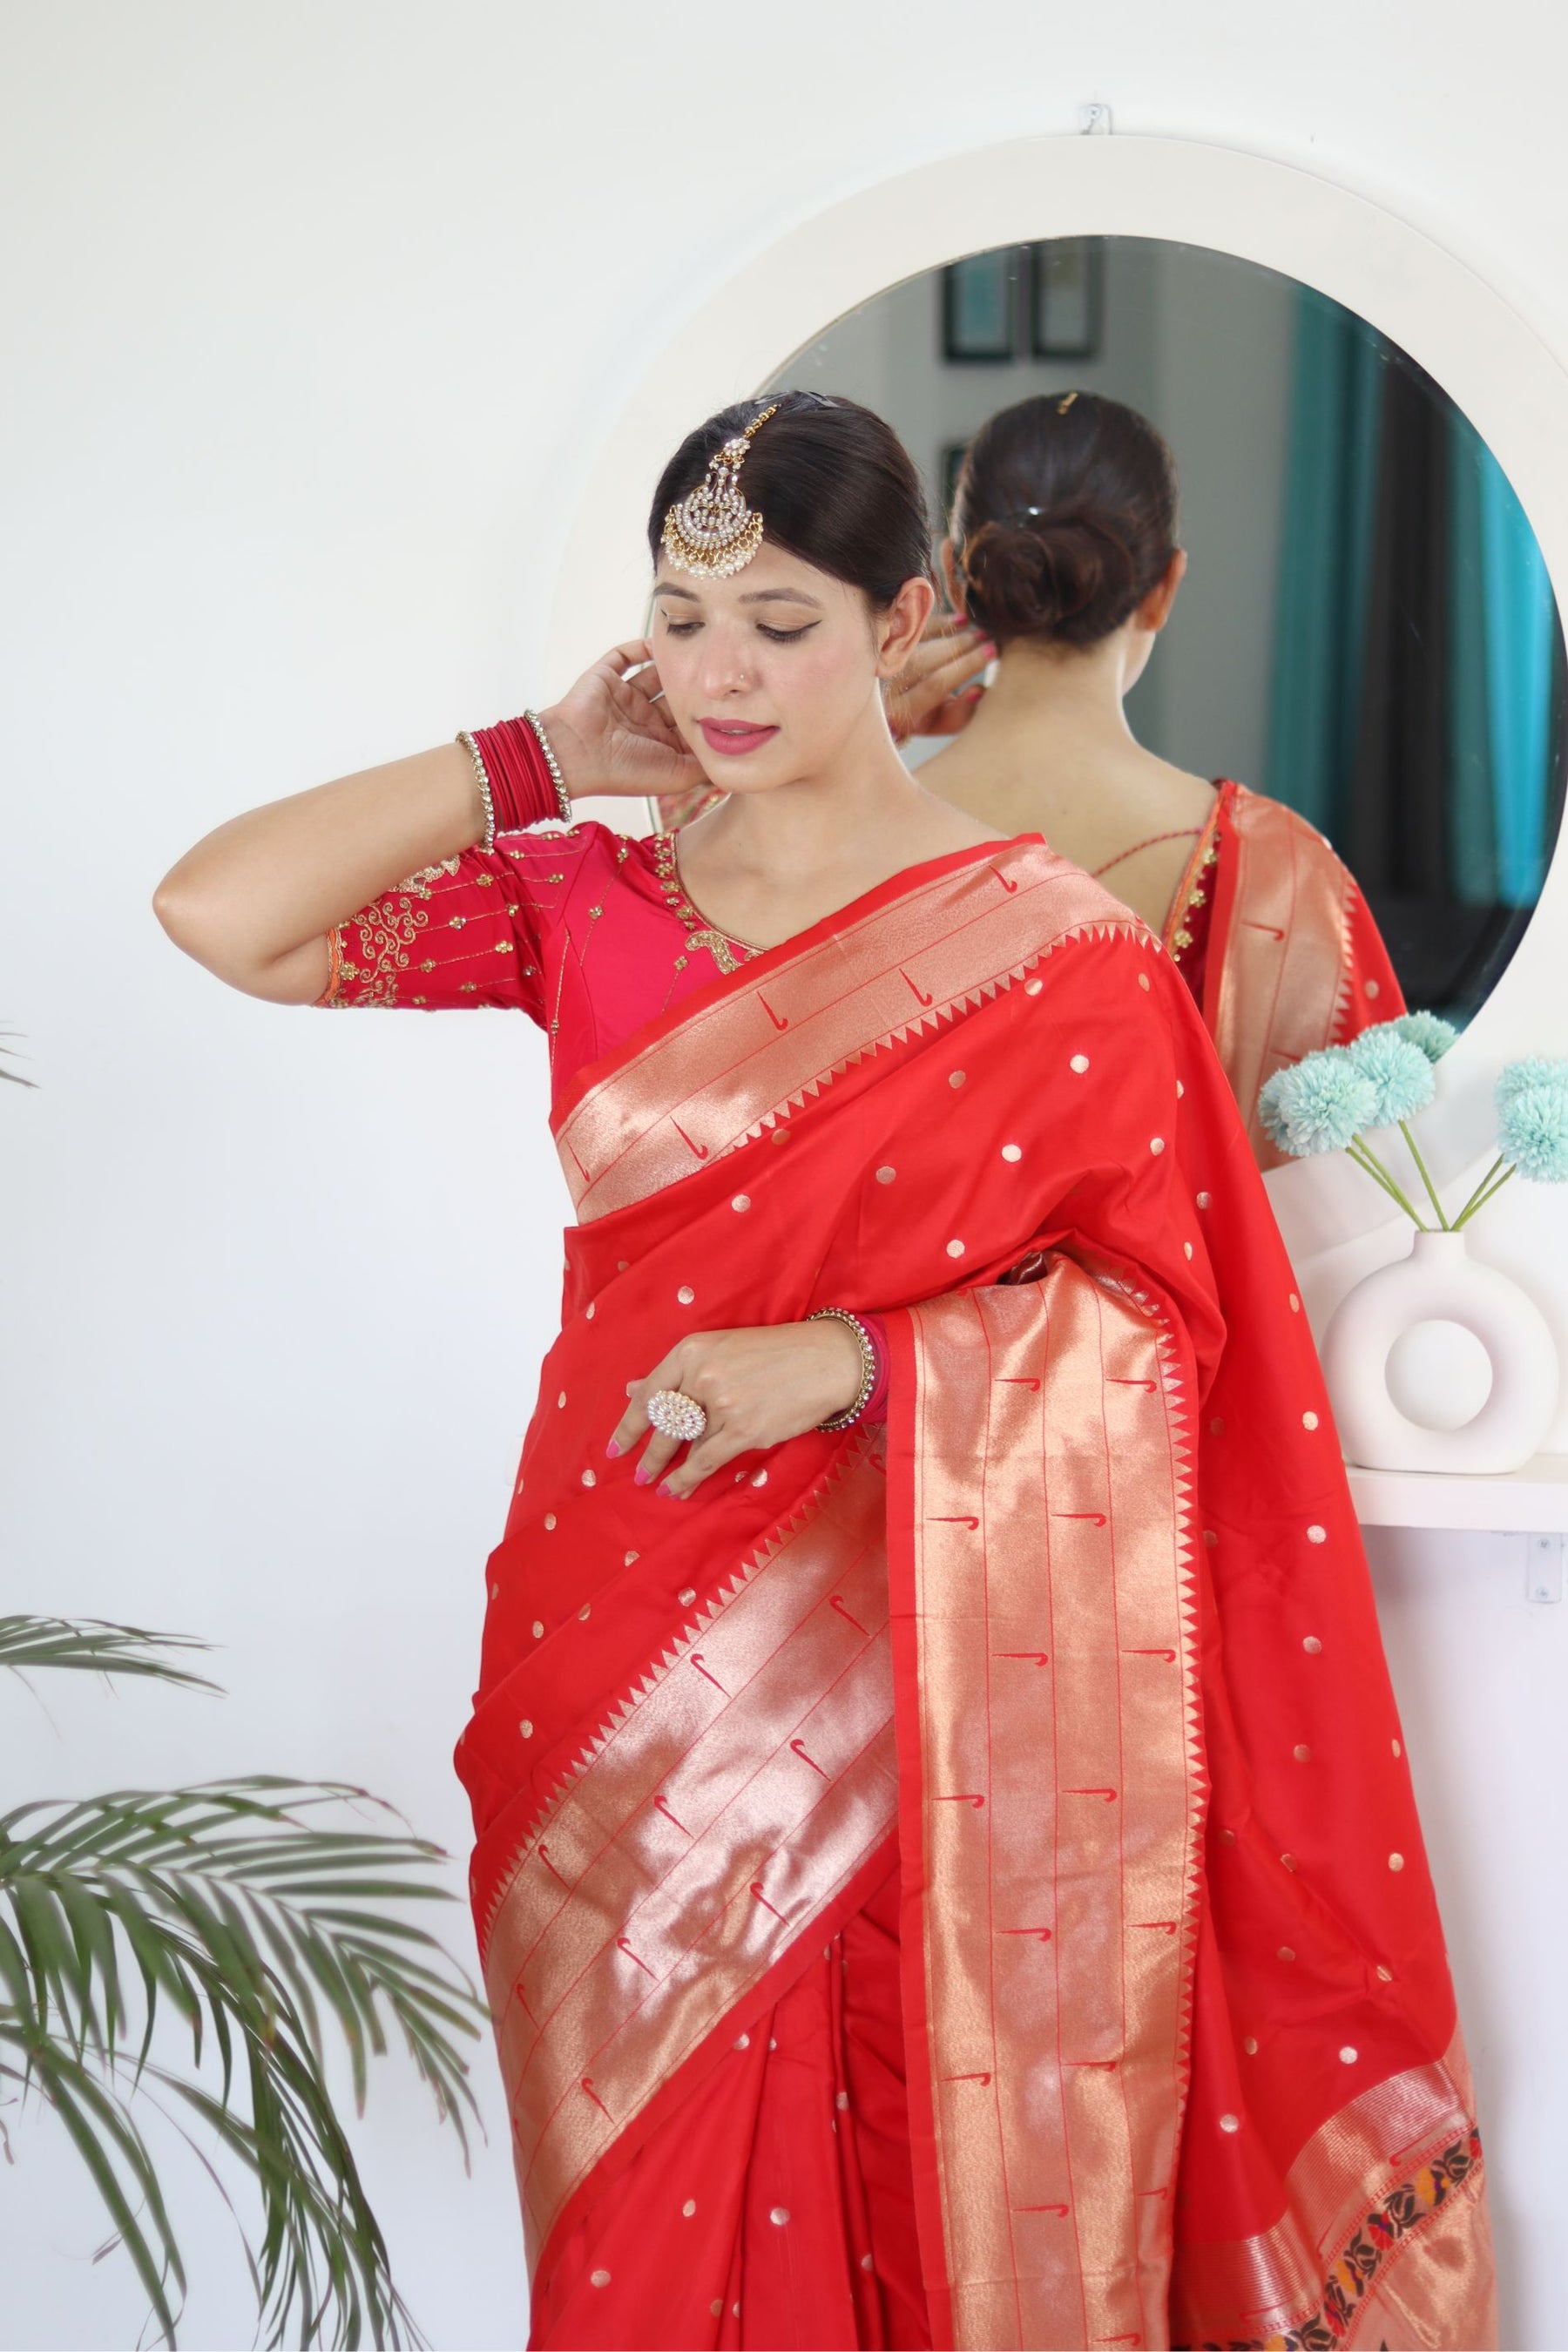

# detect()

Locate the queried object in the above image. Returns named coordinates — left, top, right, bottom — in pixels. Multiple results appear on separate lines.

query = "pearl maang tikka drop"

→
left=660, top=403, right=780, bottom=578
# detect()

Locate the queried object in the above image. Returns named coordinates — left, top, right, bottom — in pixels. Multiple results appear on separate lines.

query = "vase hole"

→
left=1386, top=1320, right=1494, bottom=1432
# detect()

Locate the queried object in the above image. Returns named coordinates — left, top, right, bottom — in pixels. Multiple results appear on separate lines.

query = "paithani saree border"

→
left=476, top=1436, right=900, bottom=2274
left=889, top=1260, right=1204, bottom=2352
left=1211, top=788, right=1356, bottom=1172
left=552, top=835, right=1146, bottom=1222
left=1173, top=2031, right=1494, bottom=2349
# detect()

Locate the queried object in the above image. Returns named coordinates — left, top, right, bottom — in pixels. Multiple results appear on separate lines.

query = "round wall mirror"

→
left=767, top=237, right=1566, bottom=1025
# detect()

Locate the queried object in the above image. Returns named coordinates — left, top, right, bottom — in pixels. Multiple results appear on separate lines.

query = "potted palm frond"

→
left=2, top=1613, right=486, bottom=2347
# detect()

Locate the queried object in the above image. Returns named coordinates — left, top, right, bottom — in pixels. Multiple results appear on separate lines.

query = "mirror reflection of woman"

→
left=904, top=391, right=1406, bottom=1169
left=155, top=394, right=1490, bottom=2351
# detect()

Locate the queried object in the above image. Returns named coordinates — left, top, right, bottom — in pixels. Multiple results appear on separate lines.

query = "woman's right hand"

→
left=884, top=612, right=995, bottom=744
left=538, top=640, right=706, bottom=801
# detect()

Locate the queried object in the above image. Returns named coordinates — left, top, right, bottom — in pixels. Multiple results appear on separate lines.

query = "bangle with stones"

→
left=809, top=1308, right=877, bottom=1432
left=456, top=729, right=497, bottom=854
left=524, top=708, right=573, bottom=823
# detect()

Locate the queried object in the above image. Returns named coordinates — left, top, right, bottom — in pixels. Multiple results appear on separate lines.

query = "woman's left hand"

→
left=883, top=612, right=995, bottom=743
left=609, top=1321, right=867, bottom=1497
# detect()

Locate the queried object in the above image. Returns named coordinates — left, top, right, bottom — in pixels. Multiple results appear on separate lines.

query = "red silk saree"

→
left=455, top=835, right=1490, bottom=2349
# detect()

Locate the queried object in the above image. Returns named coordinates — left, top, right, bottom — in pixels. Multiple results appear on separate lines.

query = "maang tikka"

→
left=660, top=403, right=780, bottom=579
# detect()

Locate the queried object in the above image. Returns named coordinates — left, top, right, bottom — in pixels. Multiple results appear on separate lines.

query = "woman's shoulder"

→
left=1218, top=780, right=1347, bottom=866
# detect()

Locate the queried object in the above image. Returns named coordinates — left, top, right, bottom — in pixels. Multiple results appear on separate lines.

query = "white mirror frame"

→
left=546, top=132, right=1568, bottom=1260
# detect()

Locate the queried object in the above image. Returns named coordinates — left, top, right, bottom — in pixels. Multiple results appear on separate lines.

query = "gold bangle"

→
left=524, top=708, right=573, bottom=823
left=456, top=728, right=497, bottom=854
left=809, top=1308, right=878, bottom=1431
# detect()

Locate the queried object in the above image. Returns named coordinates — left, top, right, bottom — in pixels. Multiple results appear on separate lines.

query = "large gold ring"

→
left=646, top=1388, right=707, bottom=1443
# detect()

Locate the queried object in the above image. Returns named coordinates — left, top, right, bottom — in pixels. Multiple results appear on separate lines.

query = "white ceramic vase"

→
left=1321, top=1227, right=1559, bottom=1475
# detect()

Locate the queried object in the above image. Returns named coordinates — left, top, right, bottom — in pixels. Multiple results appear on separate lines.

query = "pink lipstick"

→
left=697, top=719, right=780, bottom=758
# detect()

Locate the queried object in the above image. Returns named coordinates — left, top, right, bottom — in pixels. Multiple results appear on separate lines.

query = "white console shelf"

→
left=1347, top=1454, right=1568, bottom=1534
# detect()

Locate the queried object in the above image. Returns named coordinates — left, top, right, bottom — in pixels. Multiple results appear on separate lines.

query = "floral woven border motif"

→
left=1190, top=2130, right=1484, bottom=2351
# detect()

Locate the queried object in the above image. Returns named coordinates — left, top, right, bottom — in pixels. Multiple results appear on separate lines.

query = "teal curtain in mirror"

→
left=1265, top=287, right=1557, bottom=910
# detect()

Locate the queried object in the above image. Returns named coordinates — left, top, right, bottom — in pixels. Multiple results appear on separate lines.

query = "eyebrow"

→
left=652, top=582, right=825, bottom=609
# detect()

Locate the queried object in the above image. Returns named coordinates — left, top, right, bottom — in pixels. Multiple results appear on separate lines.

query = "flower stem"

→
left=1399, top=1120, right=1450, bottom=1230
left=1346, top=1138, right=1428, bottom=1227
left=1450, top=1154, right=1508, bottom=1228
left=1453, top=1163, right=1517, bottom=1230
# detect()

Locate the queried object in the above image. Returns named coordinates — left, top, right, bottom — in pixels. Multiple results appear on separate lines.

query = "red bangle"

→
left=470, top=716, right=563, bottom=832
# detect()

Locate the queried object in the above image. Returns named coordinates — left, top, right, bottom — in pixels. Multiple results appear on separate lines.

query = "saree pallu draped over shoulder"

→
left=456, top=837, right=1494, bottom=2352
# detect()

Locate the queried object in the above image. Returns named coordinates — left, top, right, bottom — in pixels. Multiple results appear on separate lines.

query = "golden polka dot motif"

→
left=1376, top=1964, right=1394, bottom=1982
left=1024, top=977, right=1044, bottom=996
left=1197, top=1190, right=1212, bottom=1209
left=1278, top=1945, right=1296, bottom=1962
left=734, top=2032, right=749, bottom=2050
left=875, top=1166, right=896, bottom=1183
left=1150, top=1137, right=1166, bottom=1154
left=1281, top=1853, right=1297, bottom=1871
left=949, top=1071, right=966, bottom=1088
left=1303, top=1635, right=1322, bottom=1654
left=1307, top=1524, right=1327, bottom=1544
left=770, top=2207, right=790, bottom=2227
left=520, top=1718, right=533, bottom=1739
left=1183, top=1240, right=1193, bottom=1258
left=1002, top=1143, right=1023, bottom=1162
left=558, top=1390, right=567, bottom=1408
left=1070, top=1053, right=1090, bottom=1073
left=625, top=1549, right=639, bottom=1566
left=1392, top=1739, right=1402, bottom=1758
left=946, top=1239, right=966, bottom=1258
left=1303, top=1410, right=1319, bottom=1429
left=1294, top=1744, right=1311, bottom=1762
left=591, top=2269, right=611, bottom=2288
left=1219, top=2112, right=1240, bottom=2132
left=835, top=2091, right=849, bottom=2110
left=711, top=2301, right=724, bottom=2319
left=489, top=1581, right=498, bottom=1599
left=732, top=1194, right=750, bottom=1212
left=682, top=2199, right=697, bottom=2218
left=679, top=1586, right=696, bottom=1605
left=678, top=1285, right=695, bottom=1305
left=1242, top=2037, right=1258, bottom=2055
left=1289, top=1292, right=1301, bottom=1312
left=1340, top=2046, right=1358, bottom=2064
left=860, top=2253, right=875, bottom=2272
left=581, top=1469, right=597, bottom=1486
left=544, top=1513, right=557, bottom=1531
left=1138, top=973, right=1151, bottom=991
left=1389, top=1853, right=1405, bottom=1872
left=532, top=1619, right=545, bottom=1639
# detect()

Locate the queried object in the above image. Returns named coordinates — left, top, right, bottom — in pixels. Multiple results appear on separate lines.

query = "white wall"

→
left=2, top=4, right=1565, bottom=2345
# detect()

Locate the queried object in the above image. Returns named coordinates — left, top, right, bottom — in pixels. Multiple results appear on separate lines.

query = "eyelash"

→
left=661, top=620, right=817, bottom=643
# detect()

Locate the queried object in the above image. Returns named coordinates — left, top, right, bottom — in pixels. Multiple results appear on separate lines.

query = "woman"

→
left=902, top=392, right=1404, bottom=1171
left=155, top=392, right=1493, bottom=2350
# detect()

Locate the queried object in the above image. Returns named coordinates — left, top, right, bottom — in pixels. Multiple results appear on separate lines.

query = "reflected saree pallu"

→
left=456, top=836, right=1493, bottom=2350
left=1182, top=784, right=1405, bottom=1172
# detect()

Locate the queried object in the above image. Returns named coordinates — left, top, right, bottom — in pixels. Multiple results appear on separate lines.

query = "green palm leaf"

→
left=0, top=1616, right=219, bottom=1692
left=4, top=1620, right=488, bottom=2347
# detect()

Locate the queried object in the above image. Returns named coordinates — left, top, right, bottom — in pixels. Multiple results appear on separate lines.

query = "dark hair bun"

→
left=649, top=390, right=931, bottom=605
left=953, top=393, right=1178, bottom=649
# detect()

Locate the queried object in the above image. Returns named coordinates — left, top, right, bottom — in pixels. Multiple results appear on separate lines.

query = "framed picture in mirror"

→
left=941, top=249, right=1021, bottom=362
left=1031, top=236, right=1104, bottom=359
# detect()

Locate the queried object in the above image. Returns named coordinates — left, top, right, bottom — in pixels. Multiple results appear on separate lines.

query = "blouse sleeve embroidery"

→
left=315, top=840, right=552, bottom=1017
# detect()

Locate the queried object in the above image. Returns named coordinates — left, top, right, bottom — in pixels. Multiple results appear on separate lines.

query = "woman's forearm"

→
left=152, top=742, right=485, bottom=1003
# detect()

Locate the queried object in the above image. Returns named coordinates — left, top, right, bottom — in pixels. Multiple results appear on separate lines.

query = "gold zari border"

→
left=553, top=839, right=1143, bottom=1221
left=480, top=1442, right=898, bottom=2272
left=904, top=1264, right=1201, bottom=2352
left=1211, top=789, right=1355, bottom=1171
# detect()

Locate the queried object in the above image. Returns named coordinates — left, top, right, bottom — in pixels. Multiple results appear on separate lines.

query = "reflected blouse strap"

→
left=465, top=715, right=572, bottom=831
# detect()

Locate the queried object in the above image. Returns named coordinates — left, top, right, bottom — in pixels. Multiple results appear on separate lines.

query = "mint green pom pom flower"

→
left=1497, top=1080, right=1568, bottom=1183
left=1394, top=1011, right=1458, bottom=1063
left=1260, top=1048, right=1378, bottom=1158
left=1347, top=1028, right=1436, bottom=1129
left=1496, top=1057, right=1568, bottom=1112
